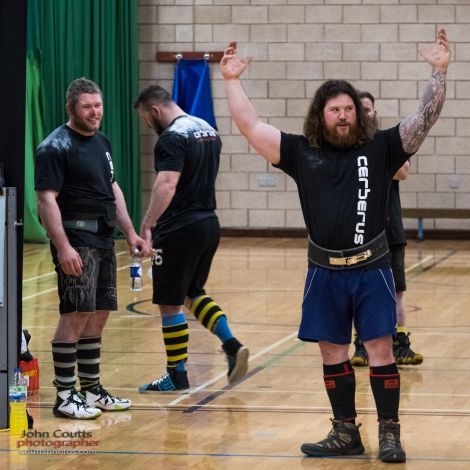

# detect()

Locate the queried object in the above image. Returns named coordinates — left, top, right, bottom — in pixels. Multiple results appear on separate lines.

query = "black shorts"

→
left=51, top=245, right=117, bottom=314
left=151, top=217, right=220, bottom=305
left=390, top=244, right=406, bottom=293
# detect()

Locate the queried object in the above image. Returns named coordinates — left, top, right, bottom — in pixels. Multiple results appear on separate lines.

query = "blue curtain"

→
left=172, top=59, right=217, bottom=130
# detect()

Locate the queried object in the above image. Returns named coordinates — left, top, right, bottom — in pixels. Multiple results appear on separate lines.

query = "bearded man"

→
left=220, top=29, right=450, bottom=463
left=133, top=85, right=249, bottom=393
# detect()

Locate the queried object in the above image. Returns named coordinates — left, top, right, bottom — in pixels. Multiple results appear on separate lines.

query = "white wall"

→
left=138, top=0, right=470, bottom=232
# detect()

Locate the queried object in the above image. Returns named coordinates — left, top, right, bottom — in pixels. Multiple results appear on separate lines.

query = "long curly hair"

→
left=303, top=80, right=376, bottom=148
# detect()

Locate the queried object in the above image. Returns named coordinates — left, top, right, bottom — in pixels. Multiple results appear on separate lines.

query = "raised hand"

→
left=220, top=41, right=252, bottom=80
left=399, top=29, right=449, bottom=154
left=418, top=28, right=450, bottom=71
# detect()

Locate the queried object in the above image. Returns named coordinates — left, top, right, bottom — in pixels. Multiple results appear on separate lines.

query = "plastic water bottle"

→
left=9, top=368, right=28, bottom=435
left=130, top=251, right=143, bottom=291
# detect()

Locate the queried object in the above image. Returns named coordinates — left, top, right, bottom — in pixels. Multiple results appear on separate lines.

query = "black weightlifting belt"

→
left=308, top=230, right=389, bottom=270
left=62, top=219, right=99, bottom=233
left=59, top=198, right=116, bottom=234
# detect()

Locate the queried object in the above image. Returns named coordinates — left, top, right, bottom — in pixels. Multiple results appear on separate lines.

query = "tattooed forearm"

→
left=399, top=70, right=447, bottom=154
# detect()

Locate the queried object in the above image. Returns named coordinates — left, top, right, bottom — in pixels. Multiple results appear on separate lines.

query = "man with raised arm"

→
left=220, top=30, right=450, bottom=463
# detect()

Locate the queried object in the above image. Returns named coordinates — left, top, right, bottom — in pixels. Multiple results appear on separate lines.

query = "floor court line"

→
left=22, top=284, right=301, bottom=302
left=183, top=367, right=264, bottom=413
left=32, top=385, right=470, bottom=400
left=405, top=254, right=434, bottom=273
left=23, top=323, right=470, bottom=336
left=2, top=447, right=469, bottom=464
left=15, top=250, right=448, bottom=298
left=168, top=332, right=299, bottom=406
left=19, top=324, right=300, bottom=333
left=26, top=400, right=470, bottom=418
left=21, top=255, right=150, bottom=301
left=183, top=341, right=304, bottom=412
left=22, top=250, right=130, bottom=283
left=24, top=332, right=300, bottom=410
left=22, top=287, right=58, bottom=301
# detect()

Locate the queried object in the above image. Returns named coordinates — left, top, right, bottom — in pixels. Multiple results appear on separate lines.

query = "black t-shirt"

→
left=34, top=125, right=116, bottom=249
left=386, top=179, right=406, bottom=246
left=153, top=115, right=221, bottom=235
left=276, top=125, right=411, bottom=251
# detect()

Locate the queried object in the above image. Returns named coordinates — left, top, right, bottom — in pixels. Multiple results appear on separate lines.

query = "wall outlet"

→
left=449, top=176, right=460, bottom=189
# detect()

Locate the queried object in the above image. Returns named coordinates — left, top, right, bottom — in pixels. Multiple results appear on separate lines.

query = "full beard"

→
left=324, top=122, right=361, bottom=148
left=71, top=113, right=99, bottom=134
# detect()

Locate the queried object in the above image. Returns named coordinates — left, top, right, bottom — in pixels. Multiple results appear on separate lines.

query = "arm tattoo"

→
left=399, top=70, right=447, bottom=154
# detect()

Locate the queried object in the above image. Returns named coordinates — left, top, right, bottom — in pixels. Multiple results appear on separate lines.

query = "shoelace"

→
left=380, top=428, right=400, bottom=450
left=153, top=374, right=172, bottom=385
left=93, top=385, right=119, bottom=403
left=150, top=374, right=173, bottom=390
left=67, top=392, right=92, bottom=410
left=324, top=420, right=357, bottom=442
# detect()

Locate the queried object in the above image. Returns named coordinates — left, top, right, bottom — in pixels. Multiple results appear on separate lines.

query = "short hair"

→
left=358, top=90, right=375, bottom=105
left=133, top=85, right=172, bottom=110
left=66, top=78, right=102, bottom=107
left=303, top=79, right=375, bottom=148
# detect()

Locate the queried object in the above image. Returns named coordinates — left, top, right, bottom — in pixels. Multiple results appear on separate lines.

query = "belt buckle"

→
left=345, top=249, right=372, bottom=265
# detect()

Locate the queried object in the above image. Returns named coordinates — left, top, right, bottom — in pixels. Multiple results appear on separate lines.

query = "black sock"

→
left=369, top=363, right=400, bottom=422
left=191, top=295, right=225, bottom=333
left=162, top=318, right=189, bottom=369
left=77, top=336, right=101, bottom=391
left=323, top=360, right=356, bottom=422
left=51, top=341, right=77, bottom=391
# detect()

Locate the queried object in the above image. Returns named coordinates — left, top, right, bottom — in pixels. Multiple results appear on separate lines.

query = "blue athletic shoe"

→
left=138, top=368, right=190, bottom=393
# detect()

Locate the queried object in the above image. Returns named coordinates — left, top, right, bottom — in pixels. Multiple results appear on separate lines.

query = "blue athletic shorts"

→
left=299, top=266, right=397, bottom=345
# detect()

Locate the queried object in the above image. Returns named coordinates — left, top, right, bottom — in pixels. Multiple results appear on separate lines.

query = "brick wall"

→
left=137, top=0, right=470, bottom=232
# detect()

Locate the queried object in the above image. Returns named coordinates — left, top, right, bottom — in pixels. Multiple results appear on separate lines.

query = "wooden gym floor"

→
left=2, top=237, right=470, bottom=469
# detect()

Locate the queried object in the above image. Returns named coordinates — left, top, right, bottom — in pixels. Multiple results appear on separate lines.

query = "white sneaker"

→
left=53, top=389, right=102, bottom=419
left=85, top=385, right=131, bottom=411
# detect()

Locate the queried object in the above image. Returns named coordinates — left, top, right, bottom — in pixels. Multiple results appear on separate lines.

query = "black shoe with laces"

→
left=138, top=368, right=190, bottom=393
left=222, top=337, right=249, bottom=384
left=301, top=419, right=365, bottom=457
left=378, top=420, right=406, bottom=462
left=393, top=332, right=423, bottom=365
left=84, top=384, right=131, bottom=411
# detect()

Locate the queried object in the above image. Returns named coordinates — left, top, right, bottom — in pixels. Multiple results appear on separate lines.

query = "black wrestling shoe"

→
left=222, top=337, right=249, bottom=384
left=301, top=419, right=365, bottom=457
left=378, top=420, right=406, bottom=463
left=393, top=332, right=423, bottom=365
